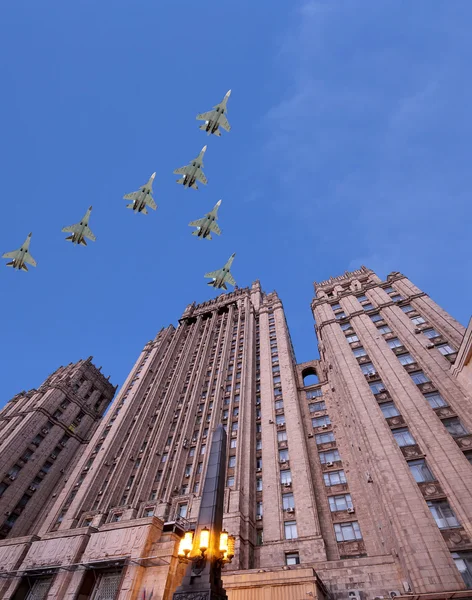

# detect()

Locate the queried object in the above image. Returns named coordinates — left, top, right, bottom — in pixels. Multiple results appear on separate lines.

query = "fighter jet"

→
left=204, top=253, right=236, bottom=290
left=196, top=90, right=232, bottom=137
left=2, top=233, right=37, bottom=271
left=123, top=172, right=157, bottom=214
left=188, top=200, right=222, bottom=240
left=174, top=146, right=208, bottom=190
left=61, top=206, right=96, bottom=246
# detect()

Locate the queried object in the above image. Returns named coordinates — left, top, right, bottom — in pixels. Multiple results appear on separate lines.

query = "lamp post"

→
left=173, top=424, right=232, bottom=600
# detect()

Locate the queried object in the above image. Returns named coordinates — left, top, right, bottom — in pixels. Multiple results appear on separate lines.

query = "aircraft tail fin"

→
left=213, top=129, right=221, bottom=137
left=65, top=235, right=74, bottom=243
left=141, top=207, right=148, bottom=215
left=191, top=230, right=200, bottom=237
left=206, top=234, right=212, bottom=240
left=5, top=261, right=15, bottom=268
left=190, top=182, right=198, bottom=190
left=126, top=203, right=135, bottom=209
left=80, top=238, right=87, bottom=246
left=176, top=178, right=185, bottom=186
left=21, top=264, right=28, bottom=272
left=199, top=124, right=208, bottom=131
left=221, top=283, right=227, bottom=290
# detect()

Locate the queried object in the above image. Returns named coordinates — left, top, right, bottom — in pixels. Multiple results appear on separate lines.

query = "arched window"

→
left=302, top=368, right=319, bottom=387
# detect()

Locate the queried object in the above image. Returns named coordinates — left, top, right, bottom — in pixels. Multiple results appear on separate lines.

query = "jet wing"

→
left=61, top=224, right=79, bottom=233
left=219, top=115, right=231, bottom=132
left=146, top=196, right=157, bottom=210
left=123, top=192, right=139, bottom=201
left=2, top=250, right=19, bottom=259
left=225, top=272, right=236, bottom=286
left=196, top=111, right=214, bottom=121
left=23, top=252, right=37, bottom=267
left=84, top=226, right=96, bottom=242
left=196, top=170, right=208, bottom=185
left=204, top=269, right=221, bottom=279
left=189, top=218, right=206, bottom=228
left=210, top=222, right=221, bottom=236
left=173, top=166, right=192, bottom=175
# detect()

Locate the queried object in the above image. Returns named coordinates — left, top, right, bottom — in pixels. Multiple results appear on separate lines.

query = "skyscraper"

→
left=0, top=271, right=471, bottom=600
left=0, top=357, right=116, bottom=541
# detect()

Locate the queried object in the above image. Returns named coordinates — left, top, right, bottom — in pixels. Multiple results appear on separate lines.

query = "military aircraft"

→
left=188, top=200, right=222, bottom=240
left=174, top=146, right=208, bottom=189
left=61, top=206, right=96, bottom=246
left=196, top=90, right=232, bottom=137
left=204, top=253, right=236, bottom=290
left=123, top=172, right=157, bottom=214
left=2, top=233, right=37, bottom=271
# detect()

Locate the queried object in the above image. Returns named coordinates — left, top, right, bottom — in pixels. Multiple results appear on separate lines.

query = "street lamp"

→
left=178, top=527, right=235, bottom=566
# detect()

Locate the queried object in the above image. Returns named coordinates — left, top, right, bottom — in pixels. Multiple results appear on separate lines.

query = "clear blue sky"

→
left=1, top=1, right=471, bottom=405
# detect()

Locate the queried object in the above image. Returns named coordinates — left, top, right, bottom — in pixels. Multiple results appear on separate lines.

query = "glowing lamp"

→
left=227, top=534, right=235, bottom=560
left=219, top=530, right=229, bottom=556
left=178, top=531, right=194, bottom=557
left=199, top=527, right=210, bottom=552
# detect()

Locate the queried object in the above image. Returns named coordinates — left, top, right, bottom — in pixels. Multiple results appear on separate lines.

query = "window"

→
left=328, top=493, right=353, bottom=512
left=306, top=388, right=322, bottom=399
left=223, top=410, right=229, bottom=419
left=438, top=344, right=455, bottom=356
left=410, top=371, right=430, bottom=385
left=144, top=508, right=154, bottom=517
left=178, top=503, right=188, bottom=518
left=275, top=399, right=284, bottom=410
left=453, top=552, right=472, bottom=589
left=323, top=470, right=346, bottom=486
left=352, top=347, right=367, bottom=358
left=279, top=449, right=289, bottom=462
left=285, top=552, right=300, bottom=565
left=284, top=521, right=298, bottom=540
left=334, top=521, right=362, bottom=542
left=197, top=462, right=203, bottom=473
left=398, top=353, right=415, bottom=365
left=331, top=303, right=341, bottom=311
left=111, top=513, right=122, bottom=522
left=427, top=500, right=460, bottom=529
left=384, top=286, right=395, bottom=294
left=401, top=304, right=414, bottom=313
left=393, top=428, right=416, bottom=447
left=277, top=430, right=287, bottom=442
left=335, top=312, right=346, bottom=320
left=256, top=477, right=262, bottom=491
left=149, top=490, right=157, bottom=501
left=369, top=381, right=386, bottom=394
left=346, top=335, right=359, bottom=343
left=282, top=493, right=295, bottom=510
left=387, top=338, right=402, bottom=349
left=280, top=470, right=292, bottom=485
left=356, top=295, right=368, bottom=303
left=424, top=392, right=447, bottom=408
left=377, top=325, right=392, bottom=334
left=227, top=476, right=235, bottom=487
left=256, top=439, right=262, bottom=450
left=231, top=422, right=238, bottom=432
left=423, top=328, right=440, bottom=339
left=189, top=448, right=195, bottom=458
left=370, top=313, right=382, bottom=322
left=360, top=363, right=376, bottom=375
left=319, top=449, right=341, bottom=464
left=309, top=400, right=326, bottom=412
left=408, top=459, right=435, bottom=483
left=276, top=414, right=285, bottom=426
left=391, top=295, right=403, bottom=302
left=230, top=438, right=237, bottom=448
left=380, top=402, right=400, bottom=418
left=228, top=456, right=236, bottom=468
left=256, top=501, right=263, bottom=516
left=193, top=482, right=199, bottom=493
left=340, top=322, right=351, bottom=331
left=184, top=465, right=192, bottom=477
left=411, top=316, right=425, bottom=325
left=312, top=415, right=331, bottom=428
left=256, top=529, right=263, bottom=545
left=443, top=418, right=468, bottom=438
left=363, top=303, right=374, bottom=311
left=161, top=453, right=168, bottom=463
left=233, top=407, right=239, bottom=417
left=200, top=445, right=206, bottom=455
left=315, top=432, right=335, bottom=445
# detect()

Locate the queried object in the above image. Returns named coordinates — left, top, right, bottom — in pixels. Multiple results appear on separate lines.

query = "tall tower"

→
left=310, top=266, right=472, bottom=593
left=0, top=357, right=116, bottom=540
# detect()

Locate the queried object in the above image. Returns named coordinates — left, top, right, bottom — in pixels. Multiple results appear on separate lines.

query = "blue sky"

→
left=1, top=1, right=471, bottom=405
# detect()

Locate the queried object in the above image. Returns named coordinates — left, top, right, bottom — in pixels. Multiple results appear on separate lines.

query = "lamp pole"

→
left=174, top=424, right=233, bottom=600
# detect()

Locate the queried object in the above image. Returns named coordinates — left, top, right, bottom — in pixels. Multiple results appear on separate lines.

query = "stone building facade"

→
left=0, top=357, right=116, bottom=541
left=0, top=271, right=471, bottom=600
